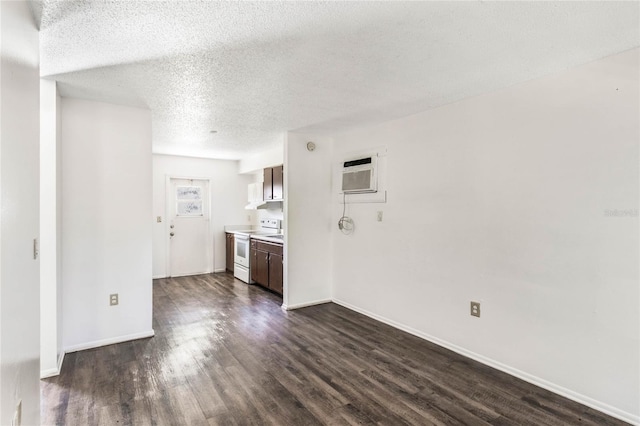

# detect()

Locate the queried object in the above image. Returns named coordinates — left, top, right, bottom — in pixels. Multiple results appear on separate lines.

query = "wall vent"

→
left=341, top=155, right=377, bottom=193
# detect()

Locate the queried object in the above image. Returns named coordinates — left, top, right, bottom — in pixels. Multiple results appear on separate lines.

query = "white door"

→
left=167, top=178, right=212, bottom=277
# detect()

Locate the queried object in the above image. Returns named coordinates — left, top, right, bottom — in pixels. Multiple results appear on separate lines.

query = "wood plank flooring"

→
left=41, top=273, right=629, bottom=425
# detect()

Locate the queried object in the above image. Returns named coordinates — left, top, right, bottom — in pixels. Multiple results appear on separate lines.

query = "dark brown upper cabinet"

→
left=272, top=165, right=283, bottom=200
left=263, top=165, right=283, bottom=201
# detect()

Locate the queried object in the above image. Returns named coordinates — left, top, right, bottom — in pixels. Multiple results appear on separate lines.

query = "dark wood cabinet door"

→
left=268, top=253, right=283, bottom=295
left=263, top=167, right=273, bottom=200
left=250, top=247, right=257, bottom=282
left=225, top=233, right=234, bottom=272
left=255, top=250, right=269, bottom=286
left=272, top=165, right=283, bottom=200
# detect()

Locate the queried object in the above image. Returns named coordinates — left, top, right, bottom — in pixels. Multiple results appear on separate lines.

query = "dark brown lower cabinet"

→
left=250, top=239, right=283, bottom=295
left=268, top=253, right=283, bottom=294
left=250, top=245, right=258, bottom=282
left=255, top=249, right=269, bottom=286
left=225, top=233, right=234, bottom=272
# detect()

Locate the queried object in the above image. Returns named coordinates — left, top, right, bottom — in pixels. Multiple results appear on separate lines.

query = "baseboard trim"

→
left=40, top=368, right=58, bottom=379
left=213, top=268, right=226, bottom=273
left=165, top=271, right=213, bottom=278
left=64, top=329, right=155, bottom=354
left=155, top=271, right=219, bottom=279
left=40, top=350, right=66, bottom=379
left=332, top=298, right=639, bottom=426
left=282, top=298, right=332, bottom=311
left=57, top=350, right=66, bottom=374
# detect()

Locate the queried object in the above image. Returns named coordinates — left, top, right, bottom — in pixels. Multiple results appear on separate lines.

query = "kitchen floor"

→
left=41, top=273, right=626, bottom=425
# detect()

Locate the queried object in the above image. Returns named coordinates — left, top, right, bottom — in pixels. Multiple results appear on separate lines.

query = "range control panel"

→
left=260, top=219, right=281, bottom=230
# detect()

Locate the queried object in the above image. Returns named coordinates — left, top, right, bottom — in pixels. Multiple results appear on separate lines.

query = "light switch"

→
left=156, top=216, right=162, bottom=223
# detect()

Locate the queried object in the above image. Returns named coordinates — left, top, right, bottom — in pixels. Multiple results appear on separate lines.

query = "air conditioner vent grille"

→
left=343, top=157, right=372, bottom=168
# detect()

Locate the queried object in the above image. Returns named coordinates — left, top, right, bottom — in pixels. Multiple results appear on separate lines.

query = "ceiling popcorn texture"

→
left=38, top=1, right=639, bottom=160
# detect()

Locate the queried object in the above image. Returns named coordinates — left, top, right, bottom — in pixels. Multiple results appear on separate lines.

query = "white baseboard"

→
left=40, top=368, right=58, bottom=379
left=332, top=298, right=639, bottom=426
left=166, top=271, right=213, bottom=278
left=40, top=350, right=66, bottom=379
left=57, top=350, right=66, bottom=373
left=282, top=298, right=332, bottom=311
left=155, top=270, right=225, bottom=279
left=64, top=329, right=155, bottom=354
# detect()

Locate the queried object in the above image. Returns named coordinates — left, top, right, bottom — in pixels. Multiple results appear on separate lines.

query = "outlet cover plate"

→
left=110, top=293, right=119, bottom=306
left=470, top=301, right=480, bottom=317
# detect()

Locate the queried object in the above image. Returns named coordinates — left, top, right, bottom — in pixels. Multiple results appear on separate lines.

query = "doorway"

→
left=166, top=177, right=212, bottom=277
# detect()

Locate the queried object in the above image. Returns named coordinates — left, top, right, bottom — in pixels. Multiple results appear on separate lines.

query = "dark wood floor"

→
left=41, top=273, right=628, bottom=425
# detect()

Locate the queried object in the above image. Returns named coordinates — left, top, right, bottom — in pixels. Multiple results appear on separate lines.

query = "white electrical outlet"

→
left=110, top=293, right=119, bottom=306
left=470, top=301, right=480, bottom=317
left=156, top=216, right=162, bottom=223
left=377, top=211, right=383, bottom=222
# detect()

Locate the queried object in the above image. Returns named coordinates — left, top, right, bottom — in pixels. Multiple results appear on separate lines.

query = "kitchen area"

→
left=225, top=165, right=284, bottom=296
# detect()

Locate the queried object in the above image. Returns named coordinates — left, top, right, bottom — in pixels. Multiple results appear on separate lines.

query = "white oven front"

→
left=234, top=234, right=250, bottom=268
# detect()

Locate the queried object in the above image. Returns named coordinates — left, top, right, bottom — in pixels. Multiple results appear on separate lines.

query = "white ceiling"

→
left=37, top=1, right=639, bottom=160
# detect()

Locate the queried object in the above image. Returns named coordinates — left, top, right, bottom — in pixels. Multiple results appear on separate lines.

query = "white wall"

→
left=246, top=167, right=284, bottom=228
left=253, top=169, right=285, bottom=226
left=56, top=89, right=63, bottom=366
left=62, top=98, right=153, bottom=351
left=256, top=207, right=284, bottom=226
left=238, top=142, right=284, bottom=174
left=238, top=143, right=285, bottom=227
left=0, top=1, right=41, bottom=424
left=40, top=79, right=63, bottom=377
left=284, top=133, right=333, bottom=309
left=153, top=154, right=253, bottom=277
left=320, top=49, right=638, bottom=423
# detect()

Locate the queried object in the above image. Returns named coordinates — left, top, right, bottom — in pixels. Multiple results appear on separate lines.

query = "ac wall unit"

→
left=341, top=155, right=377, bottom=193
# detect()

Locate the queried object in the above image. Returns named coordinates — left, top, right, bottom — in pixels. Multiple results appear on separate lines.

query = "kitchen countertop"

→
left=225, top=227, right=284, bottom=244
left=250, top=234, right=284, bottom=244
left=226, top=229, right=256, bottom=235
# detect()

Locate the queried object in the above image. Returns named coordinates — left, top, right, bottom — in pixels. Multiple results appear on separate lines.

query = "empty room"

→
left=0, top=1, right=638, bottom=425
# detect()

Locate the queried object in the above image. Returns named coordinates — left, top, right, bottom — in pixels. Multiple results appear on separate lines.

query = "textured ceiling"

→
left=38, top=1, right=639, bottom=160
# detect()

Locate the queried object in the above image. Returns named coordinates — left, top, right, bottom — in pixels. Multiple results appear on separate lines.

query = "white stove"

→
left=233, top=219, right=280, bottom=283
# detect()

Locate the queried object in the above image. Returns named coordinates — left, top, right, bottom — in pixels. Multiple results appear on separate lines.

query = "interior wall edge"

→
left=40, top=351, right=64, bottom=379
left=283, top=132, right=333, bottom=307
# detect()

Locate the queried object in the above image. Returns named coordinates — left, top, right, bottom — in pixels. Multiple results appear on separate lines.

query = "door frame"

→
left=165, top=175, right=213, bottom=278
